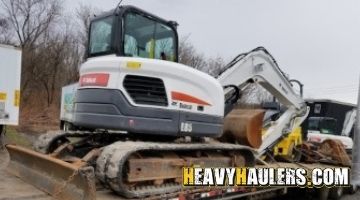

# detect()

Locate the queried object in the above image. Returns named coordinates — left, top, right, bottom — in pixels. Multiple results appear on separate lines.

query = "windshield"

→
left=319, top=119, right=337, bottom=134
left=89, top=16, right=114, bottom=55
left=308, top=118, right=320, bottom=131
left=308, top=117, right=337, bottom=135
left=124, top=12, right=176, bottom=61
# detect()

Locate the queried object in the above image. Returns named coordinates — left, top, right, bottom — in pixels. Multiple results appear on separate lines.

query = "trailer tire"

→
left=329, top=187, right=343, bottom=200
left=347, top=184, right=358, bottom=194
left=317, top=187, right=329, bottom=200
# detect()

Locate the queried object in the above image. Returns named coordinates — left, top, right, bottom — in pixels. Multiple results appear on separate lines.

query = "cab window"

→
left=89, top=16, right=114, bottom=55
left=124, top=12, right=176, bottom=61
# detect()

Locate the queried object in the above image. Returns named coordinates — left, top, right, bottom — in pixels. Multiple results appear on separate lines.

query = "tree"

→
left=0, top=0, right=62, bottom=48
left=75, top=3, right=101, bottom=60
left=0, top=0, right=83, bottom=131
left=0, top=0, right=63, bottom=101
left=178, top=35, right=225, bottom=74
left=0, top=17, right=13, bottom=44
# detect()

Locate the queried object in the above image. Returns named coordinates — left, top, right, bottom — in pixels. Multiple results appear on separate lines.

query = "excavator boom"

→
left=218, top=47, right=309, bottom=155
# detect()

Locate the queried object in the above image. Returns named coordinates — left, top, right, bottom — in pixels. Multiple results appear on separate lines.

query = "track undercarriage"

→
left=7, top=131, right=255, bottom=199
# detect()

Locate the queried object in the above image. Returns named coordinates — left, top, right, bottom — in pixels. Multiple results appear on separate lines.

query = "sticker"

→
left=126, top=61, right=142, bottom=69
left=180, top=103, right=192, bottom=110
left=171, top=91, right=211, bottom=106
left=180, top=122, right=193, bottom=133
left=14, top=90, right=20, bottom=107
left=0, top=92, right=7, bottom=100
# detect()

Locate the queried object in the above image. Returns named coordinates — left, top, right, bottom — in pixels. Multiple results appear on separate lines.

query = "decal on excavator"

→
left=126, top=61, right=142, bottom=69
left=79, top=73, right=109, bottom=87
left=171, top=91, right=211, bottom=106
left=180, top=122, right=193, bottom=132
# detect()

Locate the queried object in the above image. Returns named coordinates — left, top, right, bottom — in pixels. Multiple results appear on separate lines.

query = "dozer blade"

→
left=6, top=144, right=96, bottom=200
left=221, top=109, right=265, bottom=148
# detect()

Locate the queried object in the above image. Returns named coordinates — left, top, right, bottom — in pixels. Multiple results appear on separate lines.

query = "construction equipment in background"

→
left=307, top=109, right=356, bottom=151
left=305, top=99, right=356, bottom=134
left=6, top=5, right=308, bottom=199
left=299, top=102, right=357, bottom=167
left=305, top=99, right=356, bottom=151
left=273, top=126, right=303, bottom=161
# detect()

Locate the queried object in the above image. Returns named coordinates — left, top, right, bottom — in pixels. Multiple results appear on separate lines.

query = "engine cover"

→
left=73, top=56, right=225, bottom=137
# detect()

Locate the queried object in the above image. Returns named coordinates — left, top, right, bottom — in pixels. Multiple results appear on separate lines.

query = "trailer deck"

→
left=1, top=148, right=359, bottom=200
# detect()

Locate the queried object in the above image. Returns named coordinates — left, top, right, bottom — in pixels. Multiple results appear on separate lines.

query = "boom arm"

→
left=217, top=47, right=309, bottom=155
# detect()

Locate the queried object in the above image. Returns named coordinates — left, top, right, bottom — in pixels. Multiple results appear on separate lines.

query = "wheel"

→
left=346, top=184, right=358, bottom=194
left=317, top=187, right=330, bottom=200
left=329, top=187, right=343, bottom=200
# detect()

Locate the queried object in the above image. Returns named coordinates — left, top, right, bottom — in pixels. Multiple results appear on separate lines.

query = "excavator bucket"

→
left=5, top=144, right=96, bottom=200
left=221, top=109, right=265, bottom=148
left=318, top=139, right=351, bottom=166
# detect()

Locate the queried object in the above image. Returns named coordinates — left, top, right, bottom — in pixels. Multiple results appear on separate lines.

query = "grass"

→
left=4, top=126, right=32, bottom=148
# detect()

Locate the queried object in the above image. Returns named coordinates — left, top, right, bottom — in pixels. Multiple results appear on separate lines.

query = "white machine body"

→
left=66, top=47, right=308, bottom=155
left=80, top=56, right=224, bottom=116
left=307, top=130, right=353, bottom=150
left=71, top=55, right=224, bottom=137
left=307, top=109, right=357, bottom=150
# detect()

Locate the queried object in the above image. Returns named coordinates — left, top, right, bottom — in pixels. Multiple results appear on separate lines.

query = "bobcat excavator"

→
left=6, top=5, right=308, bottom=200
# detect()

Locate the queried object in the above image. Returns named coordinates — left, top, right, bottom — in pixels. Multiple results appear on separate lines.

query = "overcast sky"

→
left=68, top=0, right=360, bottom=104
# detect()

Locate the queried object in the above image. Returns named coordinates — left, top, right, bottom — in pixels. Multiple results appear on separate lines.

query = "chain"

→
left=52, top=169, right=79, bottom=199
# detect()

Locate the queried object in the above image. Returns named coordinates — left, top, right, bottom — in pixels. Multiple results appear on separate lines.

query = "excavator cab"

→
left=308, top=117, right=337, bottom=135
left=87, top=6, right=179, bottom=62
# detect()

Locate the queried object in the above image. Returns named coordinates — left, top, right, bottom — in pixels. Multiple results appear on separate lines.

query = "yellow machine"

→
left=273, top=126, right=303, bottom=161
left=261, top=101, right=304, bottom=161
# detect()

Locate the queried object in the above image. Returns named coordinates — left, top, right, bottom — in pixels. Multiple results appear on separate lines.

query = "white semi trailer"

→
left=0, top=44, right=22, bottom=142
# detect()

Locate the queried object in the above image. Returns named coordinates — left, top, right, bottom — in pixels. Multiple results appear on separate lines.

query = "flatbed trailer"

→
left=2, top=146, right=355, bottom=200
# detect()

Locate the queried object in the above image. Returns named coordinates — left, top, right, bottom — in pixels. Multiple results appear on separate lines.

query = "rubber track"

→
left=96, top=141, right=256, bottom=198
